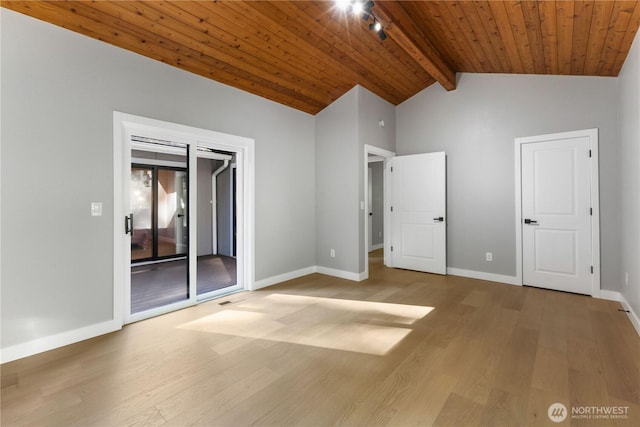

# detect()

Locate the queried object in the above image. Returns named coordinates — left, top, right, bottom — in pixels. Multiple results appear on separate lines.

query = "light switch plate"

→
left=91, top=202, right=103, bottom=217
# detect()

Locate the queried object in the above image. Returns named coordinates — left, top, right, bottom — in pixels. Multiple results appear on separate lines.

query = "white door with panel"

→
left=389, top=152, right=446, bottom=274
left=521, top=136, right=593, bottom=294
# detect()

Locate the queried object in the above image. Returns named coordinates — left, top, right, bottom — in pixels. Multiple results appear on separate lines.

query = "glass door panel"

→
left=129, top=143, right=189, bottom=315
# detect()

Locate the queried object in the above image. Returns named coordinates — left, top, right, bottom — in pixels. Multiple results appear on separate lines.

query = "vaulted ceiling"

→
left=4, top=1, right=640, bottom=114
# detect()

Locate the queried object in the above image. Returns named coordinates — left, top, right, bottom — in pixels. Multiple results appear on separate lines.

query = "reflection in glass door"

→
left=130, top=147, right=189, bottom=315
left=156, top=168, right=188, bottom=258
left=131, top=166, right=188, bottom=262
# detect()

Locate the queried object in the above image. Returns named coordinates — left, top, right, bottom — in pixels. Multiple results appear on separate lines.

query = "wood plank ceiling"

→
left=3, top=1, right=640, bottom=115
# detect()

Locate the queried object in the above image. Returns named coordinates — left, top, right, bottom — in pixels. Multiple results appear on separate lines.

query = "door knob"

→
left=433, top=217, right=444, bottom=222
left=524, top=218, right=538, bottom=225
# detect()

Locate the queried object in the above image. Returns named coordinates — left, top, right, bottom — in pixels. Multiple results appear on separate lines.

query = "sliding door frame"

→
left=114, top=112, right=255, bottom=325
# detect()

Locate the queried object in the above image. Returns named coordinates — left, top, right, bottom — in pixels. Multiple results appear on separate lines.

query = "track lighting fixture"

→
left=335, top=0, right=387, bottom=42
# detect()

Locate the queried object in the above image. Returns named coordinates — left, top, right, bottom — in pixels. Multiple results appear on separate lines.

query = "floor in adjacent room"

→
left=1, top=250, right=638, bottom=426
left=131, top=255, right=237, bottom=313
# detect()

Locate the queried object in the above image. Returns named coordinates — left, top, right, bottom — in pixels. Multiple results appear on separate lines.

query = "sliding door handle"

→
left=125, top=214, right=133, bottom=235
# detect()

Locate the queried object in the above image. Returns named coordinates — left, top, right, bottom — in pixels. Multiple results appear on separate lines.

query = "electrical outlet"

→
left=330, top=249, right=336, bottom=258
left=378, top=231, right=382, bottom=238
left=486, top=252, right=493, bottom=262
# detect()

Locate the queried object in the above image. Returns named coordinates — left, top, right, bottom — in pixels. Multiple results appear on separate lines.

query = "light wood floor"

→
left=2, top=251, right=639, bottom=426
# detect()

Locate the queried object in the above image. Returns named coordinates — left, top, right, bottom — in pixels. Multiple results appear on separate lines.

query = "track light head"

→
left=378, top=29, right=387, bottom=41
left=362, top=1, right=374, bottom=19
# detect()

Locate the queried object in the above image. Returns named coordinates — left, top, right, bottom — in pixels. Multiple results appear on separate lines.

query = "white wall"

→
left=1, top=9, right=316, bottom=350
left=397, top=73, right=620, bottom=290
left=619, top=31, right=640, bottom=319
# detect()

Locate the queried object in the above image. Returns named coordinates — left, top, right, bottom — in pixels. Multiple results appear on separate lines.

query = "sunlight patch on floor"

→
left=265, top=294, right=433, bottom=325
left=178, top=294, right=434, bottom=355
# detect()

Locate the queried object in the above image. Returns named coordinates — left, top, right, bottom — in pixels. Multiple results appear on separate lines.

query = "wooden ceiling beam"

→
left=373, top=1, right=457, bottom=91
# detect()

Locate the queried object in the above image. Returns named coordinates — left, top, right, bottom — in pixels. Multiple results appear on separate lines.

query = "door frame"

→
left=514, top=128, right=600, bottom=296
left=114, top=112, right=255, bottom=325
left=363, top=144, right=395, bottom=280
left=387, top=152, right=447, bottom=275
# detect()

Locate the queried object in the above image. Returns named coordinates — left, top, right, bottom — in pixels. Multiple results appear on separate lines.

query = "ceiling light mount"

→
left=336, top=0, right=386, bottom=41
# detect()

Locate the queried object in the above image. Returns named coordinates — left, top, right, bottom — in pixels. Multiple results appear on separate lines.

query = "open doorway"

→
left=363, top=144, right=394, bottom=280
left=368, top=160, right=384, bottom=252
left=196, top=152, right=238, bottom=297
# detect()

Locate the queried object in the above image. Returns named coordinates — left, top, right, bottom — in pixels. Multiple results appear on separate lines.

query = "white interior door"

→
left=521, top=137, right=592, bottom=294
left=389, top=152, right=446, bottom=274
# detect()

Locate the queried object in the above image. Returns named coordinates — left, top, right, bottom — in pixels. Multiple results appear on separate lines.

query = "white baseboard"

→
left=254, top=265, right=365, bottom=291
left=598, top=290, right=640, bottom=336
left=370, top=243, right=384, bottom=251
left=447, top=267, right=521, bottom=286
left=253, top=266, right=317, bottom=290
left=598, top=289, right=621, bottom=301
left=315, top=266, right=364, bottom=282
left=1, top=319, right=121, bottom=364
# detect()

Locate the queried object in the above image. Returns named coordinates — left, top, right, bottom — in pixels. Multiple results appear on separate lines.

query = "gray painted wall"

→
left=619, top=31, right=640, bottom=317
left=315, top=88, right=360, bottom=272
left=315, top=86, right=396, bottom=275
left=396, top=73, right=621, bottom=290
left=1, top=9, right=315, bottom=349
left=370, top=161, right=384, bottom=247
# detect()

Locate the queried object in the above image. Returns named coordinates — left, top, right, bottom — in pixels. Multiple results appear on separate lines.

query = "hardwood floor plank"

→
left=433, top=392, right=484, bottom=427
